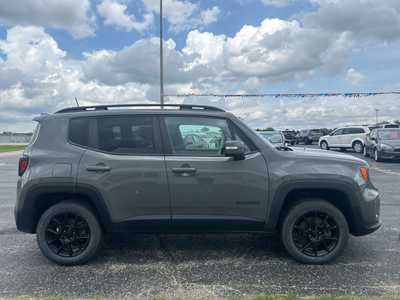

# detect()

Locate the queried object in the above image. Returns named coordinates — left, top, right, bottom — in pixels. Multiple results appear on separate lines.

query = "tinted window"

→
left=29, top=123, right=41, bottom=145
left=97, top=116, right=155, bottom=154
left=69, top=118, right=90, bottom=147
left=332, top=129, right=344, bottom=136
left=165, top=117, right=231, bottom=155
left=344, top=128, right=365, bottom=134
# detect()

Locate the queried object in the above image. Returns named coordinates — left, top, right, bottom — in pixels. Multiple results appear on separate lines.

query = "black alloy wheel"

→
left=37, top=201, right=102, bottom=265
left=292, top=211, right=339, bottom=257
left=45, top=212, right=91, bottom=257
left=281, top=199, right=349, bottom=264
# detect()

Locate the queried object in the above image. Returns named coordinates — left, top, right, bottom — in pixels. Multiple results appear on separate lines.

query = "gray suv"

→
left=15, top=104, right=381, bottom=265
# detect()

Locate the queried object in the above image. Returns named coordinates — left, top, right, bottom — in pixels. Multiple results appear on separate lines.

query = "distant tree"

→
left=256, top=127, right=275, bottom=131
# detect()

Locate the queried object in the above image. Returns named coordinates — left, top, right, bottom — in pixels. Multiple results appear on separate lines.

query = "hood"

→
left=287, top=146, right=366, bottom=164
left=380, top=140, right=400, bottom=147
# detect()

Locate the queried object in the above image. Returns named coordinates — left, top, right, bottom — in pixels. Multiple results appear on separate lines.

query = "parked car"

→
left=319, top=126, right=370, bottom=153
left=282, top=130, right=297, bottom=145
left=258, top=130, right=285, bottom=147
left=381, top=124, right=399, bottom=129
left=364, top=128, right=400, bottom=161
left=296, top=129, right=324, bottom=145
left=15, top=104, right=380, bottom=265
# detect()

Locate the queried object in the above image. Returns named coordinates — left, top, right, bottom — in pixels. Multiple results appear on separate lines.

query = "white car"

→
left=319, top=126, right=370, bottom=153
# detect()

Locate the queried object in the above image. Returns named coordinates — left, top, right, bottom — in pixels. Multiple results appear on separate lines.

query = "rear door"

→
left=343, top=127, right=367, bottom=146
left=76, top=115, right=170, bottom=230
left=161, top=115, right=269, bottom=232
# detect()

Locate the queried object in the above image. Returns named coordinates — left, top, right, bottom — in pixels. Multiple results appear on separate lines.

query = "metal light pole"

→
left=160, top=0, right=164, bottom=106
left=375, top=109, right=379, bottom=124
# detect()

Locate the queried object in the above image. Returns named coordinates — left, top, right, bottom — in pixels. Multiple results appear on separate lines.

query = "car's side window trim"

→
left=67, top=115, right=163, bottom=156
left=160, top=115, right=257, bottom=157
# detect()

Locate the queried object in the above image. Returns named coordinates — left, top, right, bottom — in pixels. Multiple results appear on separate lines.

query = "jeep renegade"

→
left=15, top=104, right=381, bottom=265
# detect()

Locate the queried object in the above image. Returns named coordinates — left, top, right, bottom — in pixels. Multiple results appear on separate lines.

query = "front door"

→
left=328, top=128, right=344, bottom=147
left=77, top=115, right=170, bottom=230
left=161, top=115, right=269, bottom=232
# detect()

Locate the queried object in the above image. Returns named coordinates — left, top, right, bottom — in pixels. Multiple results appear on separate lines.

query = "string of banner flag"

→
left=164, top=91, right=400, bottom=98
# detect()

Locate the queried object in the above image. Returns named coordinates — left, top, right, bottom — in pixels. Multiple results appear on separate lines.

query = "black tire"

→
left=374, top=149, right=382, bottom=162
left=320, top=141, right=329, bottom=150
left=353, top=141, right=363, bottom=153
left=281, top=199, right=349, bottom=264
left=363, top=146, right=369, bottom=157
left=36, top=201, right=102, bottom=265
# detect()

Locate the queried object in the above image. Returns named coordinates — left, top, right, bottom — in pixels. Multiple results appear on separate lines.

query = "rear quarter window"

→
left=69, top=118, right=90, bottom=147
left=28, top=123, right=41, bottom=146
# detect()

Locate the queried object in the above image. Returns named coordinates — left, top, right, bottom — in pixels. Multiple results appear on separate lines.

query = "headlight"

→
left=355, top=166, right=369, bottom=185
left=380, top=143, right=393, bottom=151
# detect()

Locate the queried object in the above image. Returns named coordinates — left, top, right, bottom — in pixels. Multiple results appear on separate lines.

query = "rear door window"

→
left=96, top=116, right=156, bottom=154
left=344, top=128, right=365, bottom=134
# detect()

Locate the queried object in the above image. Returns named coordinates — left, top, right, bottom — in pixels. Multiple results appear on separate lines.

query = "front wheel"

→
left=320, top=141, right=329, bottom=150
left=36, top=201, right=103, bottom=265
left=374, top=149, right=382, bottom=162
left=281, top=200, right=349, bottom=264
left=363, top=146, right=369, bottom=157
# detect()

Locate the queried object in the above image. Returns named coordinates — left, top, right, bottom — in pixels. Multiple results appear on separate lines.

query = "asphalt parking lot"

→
left=0, top=149, right=399, bottom=299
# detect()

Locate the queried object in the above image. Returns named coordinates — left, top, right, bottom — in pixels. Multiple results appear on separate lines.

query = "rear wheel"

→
left=281, top=199, right=349, bottom=264
left=36, top=201, right=102, bottom=265
left=320, top=141, right=329, bottom=150
left=353, top=141, right=363, bottom=153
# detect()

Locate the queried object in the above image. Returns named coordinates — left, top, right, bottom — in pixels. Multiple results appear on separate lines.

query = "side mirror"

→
left=223, top=140, right=246, bottom=160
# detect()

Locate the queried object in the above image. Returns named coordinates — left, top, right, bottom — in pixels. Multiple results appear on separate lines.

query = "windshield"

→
left=259, top=132, right=283, bottom=144
left=378, top=130, right=400, bottom=140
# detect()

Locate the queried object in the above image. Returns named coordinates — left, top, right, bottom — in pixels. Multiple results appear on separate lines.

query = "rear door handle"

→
left=172, top=167, right=197, bottom=176
left=86, top=164, right=111, bottom=172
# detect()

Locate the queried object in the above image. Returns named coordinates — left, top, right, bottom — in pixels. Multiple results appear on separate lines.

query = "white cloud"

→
left=305, top=0, right=400, bottom=42
left=3, top=0, right=400, bottom=131
left=0, top=26, right=153, bottom=131
left=97, top=0, right=153, bottom=32
left=346, top=68, right=365, bottom=85
left=143, top=0, right=220, bottom=32
left=0, top=0, right=95, bottom=38
left=261, top=0, right=295, bottom=7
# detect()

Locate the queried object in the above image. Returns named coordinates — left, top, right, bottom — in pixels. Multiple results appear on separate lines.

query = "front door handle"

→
left=172, top=167, right=197, bottom=176
left=86, top=164, right=111, bottom=172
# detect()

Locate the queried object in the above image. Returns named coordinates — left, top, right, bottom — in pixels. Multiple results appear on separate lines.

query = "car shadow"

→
left=97, top=232, right=289, bottom=264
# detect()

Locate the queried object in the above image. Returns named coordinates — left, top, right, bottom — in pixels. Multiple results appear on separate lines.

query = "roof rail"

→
left=55, top=104, right=225, bottom=114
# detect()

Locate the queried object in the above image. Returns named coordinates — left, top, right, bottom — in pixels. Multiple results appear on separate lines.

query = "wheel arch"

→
left=266, top=182, right=359, bottom=235
left=351, top=138, right=365, bottom=147
left=18, top=183, right=112, bottom=233
left=319, top=139, right=328, bottom=147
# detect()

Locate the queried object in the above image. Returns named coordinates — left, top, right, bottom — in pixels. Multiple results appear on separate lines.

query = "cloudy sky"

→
left=1, top=0, right=400, bottom=132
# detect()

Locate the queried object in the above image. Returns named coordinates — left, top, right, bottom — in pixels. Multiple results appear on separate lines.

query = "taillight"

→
left=18, top=156, right=29, bottom=177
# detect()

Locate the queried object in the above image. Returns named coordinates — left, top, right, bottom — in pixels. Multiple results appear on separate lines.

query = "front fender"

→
left=265, top=178, right=361, bottom=231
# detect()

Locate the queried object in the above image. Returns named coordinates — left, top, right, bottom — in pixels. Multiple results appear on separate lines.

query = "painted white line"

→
left=371, top=166, right=400, bottom=176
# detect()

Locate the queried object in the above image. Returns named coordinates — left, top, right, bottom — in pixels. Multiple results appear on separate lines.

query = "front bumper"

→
left=351, top=187, right=382, bottom=236
left=379, top=150, right=400, bottom=160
